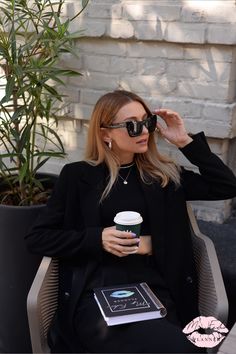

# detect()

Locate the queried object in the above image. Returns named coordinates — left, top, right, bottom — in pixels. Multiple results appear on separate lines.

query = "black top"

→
left=101, top=163, right=150, bottom=234
left=85, top=163, right=168, bottom=295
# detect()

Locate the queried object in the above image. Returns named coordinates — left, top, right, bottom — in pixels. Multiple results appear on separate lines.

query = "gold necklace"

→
left=118, top=166, right=133, bottom=185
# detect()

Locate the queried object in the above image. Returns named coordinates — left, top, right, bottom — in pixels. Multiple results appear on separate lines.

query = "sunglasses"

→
left=102, top=114, right=157, bottom=137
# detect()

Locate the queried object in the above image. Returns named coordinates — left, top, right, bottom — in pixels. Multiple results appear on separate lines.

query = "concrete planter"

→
left=0, top=173, right=57, bottom=353
left=0, top=204, right=44, bottom=352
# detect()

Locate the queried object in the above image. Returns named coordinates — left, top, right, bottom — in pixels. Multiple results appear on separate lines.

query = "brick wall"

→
left=46, top=0, right=236, bottom=222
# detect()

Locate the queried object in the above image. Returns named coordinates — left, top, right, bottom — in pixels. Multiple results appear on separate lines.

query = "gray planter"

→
left=0, top=203, right=44, bottom=353
left=0, top=173, right=57, bottom=353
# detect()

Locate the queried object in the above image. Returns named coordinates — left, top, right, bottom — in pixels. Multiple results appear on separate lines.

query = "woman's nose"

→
left=142, top=124, right=149, bottom=134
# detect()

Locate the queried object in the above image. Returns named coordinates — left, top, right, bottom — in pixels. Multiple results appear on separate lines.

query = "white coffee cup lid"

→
left=114, top=211, right=143, bottom=225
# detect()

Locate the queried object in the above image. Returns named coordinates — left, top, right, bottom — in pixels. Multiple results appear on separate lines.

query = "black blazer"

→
left=25, top=132, right=236, bottom=341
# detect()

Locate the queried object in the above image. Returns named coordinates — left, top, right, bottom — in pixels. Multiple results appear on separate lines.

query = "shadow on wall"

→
left=64, top=1, right=236, bottom=134
left=228, top=137, right=236, bottom=172
left=228, top=137, right=236, bottom=210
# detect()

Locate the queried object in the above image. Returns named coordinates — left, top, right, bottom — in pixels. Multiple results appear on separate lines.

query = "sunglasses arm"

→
left=102, top=122, right=129, bottom=129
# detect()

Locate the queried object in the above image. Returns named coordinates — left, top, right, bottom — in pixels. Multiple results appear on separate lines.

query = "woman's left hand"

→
left=153, top=108, right=193, bottom=148
left=136, top=236, right=152, bottom=255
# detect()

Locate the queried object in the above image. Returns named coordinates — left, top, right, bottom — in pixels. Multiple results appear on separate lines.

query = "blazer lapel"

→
left=140, top=180, right=167, bottom=272
left=79, top=163, right=107, bottom=227
left=140, top=180, right=166, bottom=233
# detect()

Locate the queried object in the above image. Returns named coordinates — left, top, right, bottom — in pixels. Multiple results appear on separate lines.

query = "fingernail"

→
left=131, top=233, right=136, bottom=238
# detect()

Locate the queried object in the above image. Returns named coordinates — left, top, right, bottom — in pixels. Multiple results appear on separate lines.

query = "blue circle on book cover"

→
left=110, top=290, right=135, bottom=298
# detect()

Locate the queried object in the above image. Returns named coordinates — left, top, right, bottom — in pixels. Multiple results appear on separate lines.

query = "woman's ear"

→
left=100, top=127, right=111, bottom=144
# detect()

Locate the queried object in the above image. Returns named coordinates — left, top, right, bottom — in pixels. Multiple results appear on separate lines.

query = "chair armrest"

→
left=187, top=203, right=228, bottom=326
left=27, top=256, right=59, bottom=353
left=217, top=321, right=236, bottom=354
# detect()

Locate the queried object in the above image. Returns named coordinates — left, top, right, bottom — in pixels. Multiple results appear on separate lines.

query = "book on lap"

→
left=93, top=282, right=167, bottom=326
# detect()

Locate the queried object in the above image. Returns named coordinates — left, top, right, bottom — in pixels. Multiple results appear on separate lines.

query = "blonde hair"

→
left=85, top=90, right=180, bottom=201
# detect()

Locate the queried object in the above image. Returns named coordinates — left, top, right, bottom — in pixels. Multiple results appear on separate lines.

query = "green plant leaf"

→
left=19, top=161, right=29, bottom=183
left=10, top=106, right=25, bottom=122
left=42, top=83, right=62, bottom=100
left=1, top=77, right=14, bottom=103
left=34, top=151, right=65, bottom=158
left=82, top=0, right=90, bottom=8
left=17, top=124, right=32, bottom=155
left=33, top=157, right=50, bottom=173
left=43, top=125, right=65, bottom=152
left=57, top=69, right=82, bottom=77
left=0, top=0, right=87, bottom=205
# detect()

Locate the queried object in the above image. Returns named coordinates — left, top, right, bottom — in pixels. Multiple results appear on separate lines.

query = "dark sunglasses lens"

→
left=126, top=121, right=142, bottom=137
left=126, top=115, right=157, bottom=137
left=147, top=115, right=157, bottom=132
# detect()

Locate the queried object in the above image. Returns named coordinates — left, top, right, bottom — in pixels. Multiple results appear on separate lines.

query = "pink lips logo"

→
left=182, top=316, right=229, bottom=348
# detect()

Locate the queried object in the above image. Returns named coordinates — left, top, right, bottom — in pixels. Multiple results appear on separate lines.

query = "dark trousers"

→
left=70, top=293, right=204, bottom=353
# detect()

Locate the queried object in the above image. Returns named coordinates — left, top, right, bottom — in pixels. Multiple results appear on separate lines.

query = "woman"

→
left=25, top=90, right=236, bottom=353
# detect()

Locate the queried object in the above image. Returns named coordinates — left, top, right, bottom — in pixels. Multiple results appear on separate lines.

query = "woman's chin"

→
left=135, top=145, right=148, bottom=153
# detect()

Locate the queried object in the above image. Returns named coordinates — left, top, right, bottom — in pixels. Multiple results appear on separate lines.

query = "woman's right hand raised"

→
left=102, top=226, right=140, bottom=257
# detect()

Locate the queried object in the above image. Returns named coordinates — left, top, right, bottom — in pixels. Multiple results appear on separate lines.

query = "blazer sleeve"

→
left=25, top=164, right=104, bottom=261
left=179, top=132, right=236, bottom=201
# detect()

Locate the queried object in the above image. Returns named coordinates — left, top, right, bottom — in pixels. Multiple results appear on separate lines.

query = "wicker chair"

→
left=27, top=256, right=59, bottom=353
left=27, top=203, right=228, bottom=353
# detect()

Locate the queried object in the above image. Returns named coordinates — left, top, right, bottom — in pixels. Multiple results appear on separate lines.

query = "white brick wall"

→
left=49, top=0, right=236, bottom=222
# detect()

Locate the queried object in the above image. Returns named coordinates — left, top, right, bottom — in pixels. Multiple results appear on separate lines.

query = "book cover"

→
left=94, top=282, right=167, bottom=326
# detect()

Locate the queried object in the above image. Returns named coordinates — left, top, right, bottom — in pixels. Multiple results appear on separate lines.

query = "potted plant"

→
left=0, top=0, right=89, bottom=352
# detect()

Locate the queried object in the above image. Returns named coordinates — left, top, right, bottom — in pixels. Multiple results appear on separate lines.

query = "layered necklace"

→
left=118, top=162, right=135, bottom=185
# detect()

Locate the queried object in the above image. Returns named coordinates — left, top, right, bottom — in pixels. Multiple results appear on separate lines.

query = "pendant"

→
left=123, top=181, right=128, bottom=185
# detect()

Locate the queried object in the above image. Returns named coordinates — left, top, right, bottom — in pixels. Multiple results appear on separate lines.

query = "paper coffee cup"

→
left=114, top=211, right=143, bottom=237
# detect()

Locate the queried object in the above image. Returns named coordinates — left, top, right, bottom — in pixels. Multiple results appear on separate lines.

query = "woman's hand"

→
left=102, top=226, right=140, bottom=257
left=153, top=108, right=193, bottom=148
left=136, top=236, right=152, bottom=255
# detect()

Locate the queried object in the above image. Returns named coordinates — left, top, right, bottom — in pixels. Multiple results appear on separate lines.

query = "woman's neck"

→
left=119, top=154, right=135, bottom=165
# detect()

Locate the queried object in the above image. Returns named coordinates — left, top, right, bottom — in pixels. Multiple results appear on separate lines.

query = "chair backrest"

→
left=27, top=256, right=59, bottom=353
left=187, top=203, right=228, bottom=325
left=27, top=204, right=229, bottom=353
